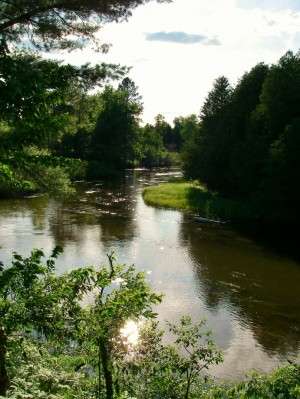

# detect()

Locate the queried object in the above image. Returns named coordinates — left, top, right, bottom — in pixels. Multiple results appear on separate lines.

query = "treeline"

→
left=0, top=0, right=182, bottom=197
left=1, top=45, right=300, bottom=225
left=0, top=53, right=181, bottom=197
left=0, top=0, right=173, bottom=195
left=181, top=51, right=300, bottom=225
left=55, top=81, right=182, bottom=178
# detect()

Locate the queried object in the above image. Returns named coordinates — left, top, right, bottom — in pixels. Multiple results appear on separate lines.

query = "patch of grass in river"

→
left=142, top=181, right=256, bottom=221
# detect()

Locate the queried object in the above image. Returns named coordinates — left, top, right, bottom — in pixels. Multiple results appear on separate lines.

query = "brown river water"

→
left=0, top=169, right=299, bottom=380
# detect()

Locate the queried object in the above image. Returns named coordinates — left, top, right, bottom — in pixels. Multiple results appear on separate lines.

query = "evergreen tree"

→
left=188, top=76, right=233, bottom=194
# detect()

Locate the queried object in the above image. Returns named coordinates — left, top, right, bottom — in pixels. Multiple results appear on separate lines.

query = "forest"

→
left=0, top=1, right=300, bottom=398
left=0, top=3, right=299, bottom=225
left=1, top=47, right=300, bottom=225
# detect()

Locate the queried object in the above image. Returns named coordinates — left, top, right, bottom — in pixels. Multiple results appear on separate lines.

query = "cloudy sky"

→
left=64, top=0, right=300, bottom=125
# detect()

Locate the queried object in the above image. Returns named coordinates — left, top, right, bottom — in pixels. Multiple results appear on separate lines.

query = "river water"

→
left=0, top=169, right=299, bottom=380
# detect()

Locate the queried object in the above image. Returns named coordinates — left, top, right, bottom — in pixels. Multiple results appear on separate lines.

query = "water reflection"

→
left=120, top=320, right=140, bottom=346
left=179, top=220, right=300, bottom=358
left=0, top=169, right=299, bottom=380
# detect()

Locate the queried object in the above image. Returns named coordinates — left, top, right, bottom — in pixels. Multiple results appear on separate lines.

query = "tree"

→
left=82, top=253, right=162, bottom=399
left=260, top=118, right=300, bottom=223
left=91, top=82, right=143, bottom=175
left=154, top=114, right=173, bottom=149
left=0, top=0, right=171, bottom=52
left=139, top=123, right=165, bottom=167
left=236, top=50, right=300, bottom=210
left=118, top=76, right=143, bottom=106
left=175, top=115, right=200, bottom=173
left=200, top=76, right=232, bottom=119
left=182, top=76, right=233, bottom=194
left=0, top=245, right=85, bottom=397
left=226, top=62, right=269, bottom=196
left=0, top=51, right=126, bottom=147
left=173, top=114, right=199, bottom=144
left=199, top=76, right=233, bottom=193
left=0, top=0, right=171, bottom=194
left=0, top=52, right=126, bottom=194
left=259, top=51, right=300, bottom=142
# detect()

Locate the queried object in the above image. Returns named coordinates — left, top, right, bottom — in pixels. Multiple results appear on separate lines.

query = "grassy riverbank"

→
left=142, top=180, right=255, bottom=221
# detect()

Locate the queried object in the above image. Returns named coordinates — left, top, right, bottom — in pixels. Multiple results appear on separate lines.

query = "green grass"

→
left=142, top=181, right=206, bottom=210
left=142, top=181, right=257, bottom=221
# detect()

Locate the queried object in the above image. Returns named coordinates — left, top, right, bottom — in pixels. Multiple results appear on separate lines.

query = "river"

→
left=0, top=168, right=299, bottom=380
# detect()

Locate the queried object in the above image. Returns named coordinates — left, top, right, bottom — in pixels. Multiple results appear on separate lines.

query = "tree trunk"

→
left=0, top=327, right=9, bottom=397
left=99, top=338, right=114, bottom=399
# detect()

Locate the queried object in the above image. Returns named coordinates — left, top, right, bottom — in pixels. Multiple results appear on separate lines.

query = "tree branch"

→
left=0, top=3, right=67, bottom=33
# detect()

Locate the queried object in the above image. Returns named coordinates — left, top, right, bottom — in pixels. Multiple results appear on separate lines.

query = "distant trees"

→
left=137, top=115, right=183, bottom=168
left=138, top=123, right=165, bottom=167
left=0, top=51, right=126, bottom=194
left=89, top=79, right=143, bottom=175
left=0, top=0, right=171, bottom=195
left=182, top=50, right=300, bottom=224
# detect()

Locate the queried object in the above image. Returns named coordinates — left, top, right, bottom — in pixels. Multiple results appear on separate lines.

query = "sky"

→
left=62, top=0, right=300, bottom=125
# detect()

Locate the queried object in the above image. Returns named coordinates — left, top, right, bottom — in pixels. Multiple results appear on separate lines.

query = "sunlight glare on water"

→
left=120, top=320, right=140, bottom=345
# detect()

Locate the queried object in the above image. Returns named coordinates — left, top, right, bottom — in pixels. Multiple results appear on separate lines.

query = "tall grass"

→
left=142, top=181, right=257, bottom=221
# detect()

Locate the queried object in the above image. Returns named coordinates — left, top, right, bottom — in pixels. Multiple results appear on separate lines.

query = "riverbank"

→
left=142, top=179, right=300, bottom=260
left=142, top=180, right=255, bottom=221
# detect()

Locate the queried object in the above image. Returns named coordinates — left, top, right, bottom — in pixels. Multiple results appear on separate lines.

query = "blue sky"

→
left=61, top=0, right=300, bottom=125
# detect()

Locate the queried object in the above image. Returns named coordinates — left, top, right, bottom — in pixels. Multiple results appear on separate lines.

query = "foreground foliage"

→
left=0, top=247, right=162, bottom=398
left=0, top=247, right=299, bottom=399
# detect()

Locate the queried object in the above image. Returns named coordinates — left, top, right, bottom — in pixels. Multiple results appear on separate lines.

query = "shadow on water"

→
left=179, top=218, right=300, bottom=359
left=232, top=220, right=300, bottom=263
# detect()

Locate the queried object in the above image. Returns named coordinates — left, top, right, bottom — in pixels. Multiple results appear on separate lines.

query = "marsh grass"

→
left=142, top=181, right=257, bottom=221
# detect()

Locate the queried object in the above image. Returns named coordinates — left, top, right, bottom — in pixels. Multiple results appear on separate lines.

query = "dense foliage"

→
left=0, top=247, right=163, bottom=398
left=0, top=0, right=172, bottom=195
left=181, top=51, right=300, bottom=225
left=0, top=248, right=299, bottom=399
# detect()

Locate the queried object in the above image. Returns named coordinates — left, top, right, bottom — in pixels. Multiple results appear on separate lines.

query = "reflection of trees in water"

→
left=85, top=178, right=138, bottom=245
left=0, top=196, right=50, bottom=232
left=48, top=176, right=139, bottom=247
left=27, top=196, right=50, bottom=231
left=48, top=202, right=101, bottom=246
left=179, top=219, right=300, bottom=357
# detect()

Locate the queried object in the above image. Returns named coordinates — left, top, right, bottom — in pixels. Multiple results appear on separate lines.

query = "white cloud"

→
left=145, top=31, right=221, bottom=45
left=55, top=0, right=300, bottom=125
